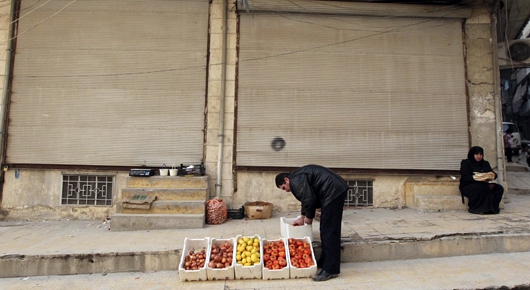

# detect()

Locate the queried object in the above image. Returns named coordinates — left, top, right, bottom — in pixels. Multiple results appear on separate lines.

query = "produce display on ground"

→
left=179, top=235, right=316, bottom=281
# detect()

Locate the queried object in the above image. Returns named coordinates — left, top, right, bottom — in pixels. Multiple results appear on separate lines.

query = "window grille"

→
left=345, top=180, right=373, bottom=206
left=61, top=175, right=113, bottom=206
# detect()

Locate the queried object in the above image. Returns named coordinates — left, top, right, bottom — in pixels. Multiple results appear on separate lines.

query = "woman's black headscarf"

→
left=467, top=146, right=485, bottom=163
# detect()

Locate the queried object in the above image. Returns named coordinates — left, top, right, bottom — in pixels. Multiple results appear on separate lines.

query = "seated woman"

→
left=459, top=146, right=504, bottom=214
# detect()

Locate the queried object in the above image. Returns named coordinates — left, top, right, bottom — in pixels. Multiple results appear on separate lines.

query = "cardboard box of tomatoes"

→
left=244, top=201, right=273, bottom=220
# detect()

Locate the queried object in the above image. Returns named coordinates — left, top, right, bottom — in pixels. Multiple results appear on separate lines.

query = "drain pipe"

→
left=216, top=0, right=228, bottom=198
left=491, top=13, right=506, bottom=194
left=0, top=0, right=16, bottom=202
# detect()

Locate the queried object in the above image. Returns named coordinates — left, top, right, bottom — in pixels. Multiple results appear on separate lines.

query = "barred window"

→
left=61, top=175, right=113, bottom=206
left=345, top=180, right=373, bottom=206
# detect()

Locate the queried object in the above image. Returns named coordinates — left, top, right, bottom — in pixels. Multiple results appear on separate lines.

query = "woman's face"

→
left=474, top=153, right=483, bottom=162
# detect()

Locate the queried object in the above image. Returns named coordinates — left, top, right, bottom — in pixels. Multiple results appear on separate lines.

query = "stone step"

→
left=116, top=200, right=205, bottom=214
left=121, top=188, right=208, bottom=201
left=3, top=232, right=530, bottom=278
left=110, top=213, right=205, bottom=231
left=126, top=176, right=208, bottom=189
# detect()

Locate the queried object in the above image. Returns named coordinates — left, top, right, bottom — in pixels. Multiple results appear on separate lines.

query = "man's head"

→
left=275, top=172, right=291, bottom=192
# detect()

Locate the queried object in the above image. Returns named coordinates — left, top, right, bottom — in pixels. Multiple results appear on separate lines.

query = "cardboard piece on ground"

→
left=244, top=201, right=273, bottom=220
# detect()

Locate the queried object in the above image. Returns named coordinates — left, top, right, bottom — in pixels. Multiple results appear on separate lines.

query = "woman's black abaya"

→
left=459, top=146, right=504, bottom=214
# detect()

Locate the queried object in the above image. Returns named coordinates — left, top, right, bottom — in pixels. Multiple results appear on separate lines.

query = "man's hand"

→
left=293, top=216, right=305, bottom=226
left=304, top=217, right=313, bottom=225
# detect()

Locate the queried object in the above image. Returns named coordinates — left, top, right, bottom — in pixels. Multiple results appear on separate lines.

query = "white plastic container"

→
left=287, top=236, right=318, bottom=279
left=207, top=237, right=236, bottom=280
left=234, top=235, right=262, bottom=279
left=261, top=238, right=290, bottom=280
left=280, top=216, right=313, bottom=241
left=178, top=237, right=210, bottom=282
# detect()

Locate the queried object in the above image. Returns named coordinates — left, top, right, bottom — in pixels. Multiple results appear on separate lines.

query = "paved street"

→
left=1, top=251, right=530, bottom=289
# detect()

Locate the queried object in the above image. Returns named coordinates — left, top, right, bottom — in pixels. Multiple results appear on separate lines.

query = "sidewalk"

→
left=1, top=170, right=530, bottom=288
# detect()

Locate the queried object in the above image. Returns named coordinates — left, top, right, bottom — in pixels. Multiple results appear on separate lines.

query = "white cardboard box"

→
left=178, top=237, right=210, bottom=282
left=280, top=216, right=313, bottom=242
left=262, top=238, right=290, bottom=280
left=287, top=236, right=318, bottom=279
left=234, top=235, right=262, bottom=279
left=207, top=238, right=236, bottom=280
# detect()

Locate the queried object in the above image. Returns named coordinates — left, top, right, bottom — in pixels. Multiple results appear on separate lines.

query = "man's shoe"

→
left=311, top=270, right=338, bottom=282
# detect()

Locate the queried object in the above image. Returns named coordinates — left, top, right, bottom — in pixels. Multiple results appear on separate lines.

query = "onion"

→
left=209, top=261, right=216, bottom=268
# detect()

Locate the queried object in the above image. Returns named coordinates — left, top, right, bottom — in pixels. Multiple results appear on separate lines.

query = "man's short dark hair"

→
left=275, top=172, right=289, bottom=188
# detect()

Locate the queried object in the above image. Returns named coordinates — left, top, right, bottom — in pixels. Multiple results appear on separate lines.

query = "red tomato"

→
left=263, top=253, right=270, bottom=261
left=279, top=258, right=287, bottom=267
left=297, top=241, right=303, bottom=247
left=279, top=251, right=286, bottom=258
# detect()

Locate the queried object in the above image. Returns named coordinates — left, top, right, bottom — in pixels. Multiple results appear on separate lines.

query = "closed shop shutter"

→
left=237, top=12, right=468, bottom=171
left=7, top=0, right=208, bottom=167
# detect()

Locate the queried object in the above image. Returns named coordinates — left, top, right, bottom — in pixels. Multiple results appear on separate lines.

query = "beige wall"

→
left=2, top=169, right=125, bottom=220
left=0, top=4, right=500, bottom=219
left=465, top=8, right=499, bottom=168
left=204, top=0, right=237, bottom=205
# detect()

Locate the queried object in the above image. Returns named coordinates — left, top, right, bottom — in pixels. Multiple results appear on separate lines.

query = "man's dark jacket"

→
left=288, top=164, right=349, bottom=219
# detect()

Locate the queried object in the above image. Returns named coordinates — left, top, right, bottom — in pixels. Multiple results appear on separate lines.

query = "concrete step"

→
left=121, top=188, right=208, bottom=201
left=110, top=213, right=205, bottom=231
left=116, top=200, right=205, bottom=214
left=506, top=162, right=529, bottom=172
left=126, top=176, right=208, bottom=189
left=2, top=232, right=530, bottom=278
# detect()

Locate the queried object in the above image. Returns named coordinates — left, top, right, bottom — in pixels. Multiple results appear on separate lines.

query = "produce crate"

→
left=244, top=201, right=273, bottom=220
left=287, top=237, right=318, bottom=279
left=206, top=237, right=236, bottom=280
left=261, top=238, right=290, bottom=280
left=234, top=235, right=262, bottom=279
left=178, top=237, right=210, bottom=282
left=280, top=216, right=313, bottom=242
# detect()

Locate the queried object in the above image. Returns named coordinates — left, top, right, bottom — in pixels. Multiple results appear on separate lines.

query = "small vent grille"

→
left=345, top=180, right=373, bottom=206
left=61, top=175, right=114, bottom=206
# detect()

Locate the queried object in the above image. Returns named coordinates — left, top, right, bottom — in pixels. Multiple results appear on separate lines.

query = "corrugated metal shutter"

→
left=237, top=13, right=468, bottom=171
left=7, top=0, right=208, bottom=167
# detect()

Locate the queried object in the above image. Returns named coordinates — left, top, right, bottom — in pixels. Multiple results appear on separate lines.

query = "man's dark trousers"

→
left=318, top=189, right=347, bottom=274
